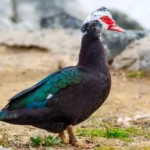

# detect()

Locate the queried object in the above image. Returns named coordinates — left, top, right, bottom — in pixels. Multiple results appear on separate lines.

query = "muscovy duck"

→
left=0, top=6, right=124, bottom=148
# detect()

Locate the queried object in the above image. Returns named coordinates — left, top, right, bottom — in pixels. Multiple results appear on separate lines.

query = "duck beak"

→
left=108, top=24, right=125, bottom=33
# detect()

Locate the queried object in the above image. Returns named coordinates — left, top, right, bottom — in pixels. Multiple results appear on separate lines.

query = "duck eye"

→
left=100, top=16, right=109, bottom=22
left=103, top=17, right=107, bottom=21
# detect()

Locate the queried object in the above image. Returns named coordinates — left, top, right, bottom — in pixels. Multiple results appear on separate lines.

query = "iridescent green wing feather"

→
left=5, top=67, right=83, bottom=110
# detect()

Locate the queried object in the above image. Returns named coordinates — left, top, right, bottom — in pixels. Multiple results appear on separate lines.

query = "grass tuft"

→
left=29, top=135, right=62, bottom=147
left=76, top=126, right=148, bottom=142
left=76, top=127, right=131, bottom=141
left=30, top=135, right=41, bottom=147
left=76, top=128, right=105, bottom=137
left=105, top=128, right=129, bottom=139
left=126, top=71, right=145, bottom=78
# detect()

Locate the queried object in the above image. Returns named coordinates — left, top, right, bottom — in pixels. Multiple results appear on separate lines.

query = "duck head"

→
left=81, top=6, right=124, bottom=37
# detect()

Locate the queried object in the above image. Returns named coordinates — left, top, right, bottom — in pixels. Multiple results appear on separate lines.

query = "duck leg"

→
left=59, top=131, right=69, bottom=144
left=66, top=125, right=92, bottom=148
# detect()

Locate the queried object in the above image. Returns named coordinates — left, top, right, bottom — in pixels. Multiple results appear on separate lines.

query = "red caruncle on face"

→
left=100, top=16, right=115, bottom=25
left=100, top=16, right=124, bottom=32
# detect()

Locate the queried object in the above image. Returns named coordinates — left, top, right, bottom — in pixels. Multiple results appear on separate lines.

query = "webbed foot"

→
left=67, top=125, right=96, bottom=149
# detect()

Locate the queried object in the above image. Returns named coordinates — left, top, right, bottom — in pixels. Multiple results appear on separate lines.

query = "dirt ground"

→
left=0, top=45, right=150, bottom=150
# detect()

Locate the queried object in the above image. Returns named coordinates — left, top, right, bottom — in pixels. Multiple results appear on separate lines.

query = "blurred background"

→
left=0, top=0, right=149, bottom=29
left=0, top=0, right=150, bottom=149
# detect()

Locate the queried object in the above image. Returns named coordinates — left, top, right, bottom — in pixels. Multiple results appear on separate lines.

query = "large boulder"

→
left=0, top=0, right=144, bottom=31
left=13, top=0, right=87, bottom=29
left=0, top=0, right=12, bottom=19
left=0, top=28, right=148, bottom=63
left=40, top=12, right=82, bottom=29
left=39, top=0, right=86, bottom=28
left=0, top=0, right=88, bottom=30
left=112, top=36, right=150, bottom=74
left=0, top=0, right=16, bottom=30
left=102, top=30, right=149, bottom=62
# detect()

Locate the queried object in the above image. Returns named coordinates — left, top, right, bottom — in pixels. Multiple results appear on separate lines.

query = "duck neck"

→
left=78, top=34, right=108, bottom=72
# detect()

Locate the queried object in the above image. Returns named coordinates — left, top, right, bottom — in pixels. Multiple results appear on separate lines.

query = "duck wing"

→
left=0, top=66, right=83, bottom=120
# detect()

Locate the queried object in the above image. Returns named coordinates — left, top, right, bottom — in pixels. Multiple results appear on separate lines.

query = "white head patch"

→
left=82, top=7, right=112, bottom=33
left=84, top=7, right=112, bottom=24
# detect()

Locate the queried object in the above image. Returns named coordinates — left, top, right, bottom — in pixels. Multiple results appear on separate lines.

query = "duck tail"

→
left=0, top=110, right=18, bottom=120
left=0, top=111, right=8, bottom=120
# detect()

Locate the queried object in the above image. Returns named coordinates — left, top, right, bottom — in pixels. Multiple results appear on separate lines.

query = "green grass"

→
left=76, top=127, right=130, bottom=141
left=126, top=71, right=145, bottom=78
left=105, top=128, right=130, bottom=140
left=29, top=135, right=62, bottom=147
left=76, top=126, right=148, bottom=142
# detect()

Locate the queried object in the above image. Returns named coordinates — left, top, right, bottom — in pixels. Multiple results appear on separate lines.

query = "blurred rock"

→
left=0, top=18, right=14, bottom=30
left=0, top=29, right=81, bottom=55
left=0, top=0, right=40, bottom=30
left=0, top=0, right=15, bottom=30
left=0, top=18, right=37, bottom=30
left=39, top=0, right=86, bottom=29
left=0, top=0, right=145, bottom=31
left=0, top=0, right=13, bottom=19
left=0, top=0, right=87, bottom=30
left=0, top=29, right=79, bottom=73
left=112, top=36, right=150, bottom=73
left=40, top=12, right=82, bottom=29
left=110, top=9, right=143, bottom=30
left=0, top=29, right=148, bottom=64
left=0, top=28, right=149, bottom=74
left=102, top=30, right=149, bottom=62
left=12, top=0, right=87, bottom=29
